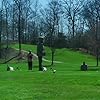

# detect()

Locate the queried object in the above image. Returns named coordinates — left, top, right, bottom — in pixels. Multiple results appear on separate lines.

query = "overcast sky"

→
left=39, top=0, right=48, bottom=6
left=0, top=0, right=48, bottom=7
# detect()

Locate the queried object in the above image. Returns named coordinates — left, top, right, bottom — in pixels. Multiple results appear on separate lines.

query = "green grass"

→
left=11, top=43, right=37, bottom=53
left=0, top=44, right=100, bottom=100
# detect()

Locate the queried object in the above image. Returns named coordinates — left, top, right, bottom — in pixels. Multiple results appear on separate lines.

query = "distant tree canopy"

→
left=0, top=0, right=100, bottom=58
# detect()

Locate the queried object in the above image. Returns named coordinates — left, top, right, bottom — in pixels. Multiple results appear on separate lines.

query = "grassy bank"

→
left=0, top=44, right=99, bottom=100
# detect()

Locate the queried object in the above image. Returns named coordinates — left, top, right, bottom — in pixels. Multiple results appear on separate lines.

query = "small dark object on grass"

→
left=81, top=62, right=88, bottom=71
left=50, top=67, right=56, bottom=73
left=16, top=67, right=20, bottom=70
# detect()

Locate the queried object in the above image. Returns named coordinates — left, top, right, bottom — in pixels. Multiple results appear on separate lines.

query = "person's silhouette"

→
left=27, top=50, right=33, bottom=70
left=81, top=62, right=88, bottom=71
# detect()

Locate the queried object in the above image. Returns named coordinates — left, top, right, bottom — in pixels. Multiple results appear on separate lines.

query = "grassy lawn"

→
left=0, top=44, right=100, bottom=100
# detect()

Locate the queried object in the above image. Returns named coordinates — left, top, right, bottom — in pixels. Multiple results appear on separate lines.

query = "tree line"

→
left=0, top=0, right=100, bottom=65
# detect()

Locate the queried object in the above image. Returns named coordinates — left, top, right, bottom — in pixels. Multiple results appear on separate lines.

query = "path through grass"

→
left=0, top=44, right=99, bottom=100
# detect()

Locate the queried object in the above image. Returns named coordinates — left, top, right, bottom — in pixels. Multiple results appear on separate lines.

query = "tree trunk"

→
left=72, top=19, right=75, bottom=38
left=0, top=32, right=1, bottom=58
left=18, top=1, right=21, bottom=54
left=6, top=9, right=8, bottom=48
left=51, top=50, right=54, bottom=65
left=95, top=17, right=99, bottom=67
left=0, top=9, right=2, bottom=58
left=51, top=48, right=55, bottom=65
left=96, top=48, right=99, bottom=66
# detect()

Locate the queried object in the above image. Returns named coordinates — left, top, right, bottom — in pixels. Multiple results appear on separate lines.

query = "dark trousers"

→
left=28, top=62, right=32, bottom=70
left=38, top=56, right=43, bottom=71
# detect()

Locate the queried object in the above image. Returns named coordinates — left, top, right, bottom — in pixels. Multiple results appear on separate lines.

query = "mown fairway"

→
left=0, top=44, right=100, bottom=100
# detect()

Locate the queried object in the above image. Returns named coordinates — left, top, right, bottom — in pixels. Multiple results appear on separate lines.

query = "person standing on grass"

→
left=27, top=50, right=33, bottom=70
left=37, top=36, right=45, bottom=71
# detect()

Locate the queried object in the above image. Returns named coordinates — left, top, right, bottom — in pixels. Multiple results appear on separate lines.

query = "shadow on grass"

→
left=76, top=66, right=100, bottom=71
left=88, top=66, right=100, bottom=71
left=33, top=64, right=52, bottom=68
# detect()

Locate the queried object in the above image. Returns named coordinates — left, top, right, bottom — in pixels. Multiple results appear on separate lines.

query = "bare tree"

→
left=62, top=0, right=85, bottom=38
left=41, top=0, right=61, bottom=65
left=3, top=0, right=11, bottom=48
left=0, top=9, right=3, bottom=58
left=13, top=0, right=34, bottom=52
left=82, top=0, right=100, bottom=66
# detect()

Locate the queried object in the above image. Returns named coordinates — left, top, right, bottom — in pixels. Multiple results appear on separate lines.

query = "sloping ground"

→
left=0, top=48, right=19, bottom=63
left=0, top=48, right=18, bottom=58
left=11, top=44, right=97, bottom=70
left=54, top=48, right=97, bottom=71
left=55, top=48, right=96, bottom=64
left=0, top=48, right=38, bottom=64
left=0, top=44, right=99, bottom=100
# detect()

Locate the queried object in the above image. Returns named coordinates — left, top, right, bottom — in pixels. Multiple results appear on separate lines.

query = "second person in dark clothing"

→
left=27, top=50, right=33, bottom=70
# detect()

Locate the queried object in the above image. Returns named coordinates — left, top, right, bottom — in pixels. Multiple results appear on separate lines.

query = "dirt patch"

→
left=0, top=48, right=18, bottom=59
left=0, top=48, right=37, bottom=63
